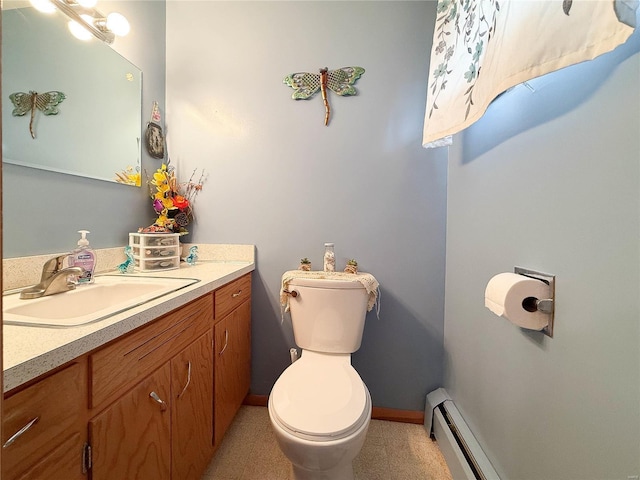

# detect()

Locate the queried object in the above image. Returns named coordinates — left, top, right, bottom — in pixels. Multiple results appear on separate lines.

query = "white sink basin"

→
left=3, top=275, right=199, bottom=328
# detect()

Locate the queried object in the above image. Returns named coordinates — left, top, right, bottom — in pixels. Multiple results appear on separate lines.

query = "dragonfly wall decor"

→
left=9, top=90, right=66, bottom=139
left=283, top=66, right=365, bottom=126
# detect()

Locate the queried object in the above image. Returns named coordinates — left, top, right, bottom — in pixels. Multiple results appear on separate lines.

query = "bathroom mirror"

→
left=1, top=2, right=142, bottom=185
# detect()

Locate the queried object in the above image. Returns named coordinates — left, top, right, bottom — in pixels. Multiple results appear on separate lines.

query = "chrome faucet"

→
left=20, top=255, right=85, bottom=299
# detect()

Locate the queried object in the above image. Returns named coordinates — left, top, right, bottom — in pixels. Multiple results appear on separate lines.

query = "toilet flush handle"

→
left=283, top=289, right=298, bottom=298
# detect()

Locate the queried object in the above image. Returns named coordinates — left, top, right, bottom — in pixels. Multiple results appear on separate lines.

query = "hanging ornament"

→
left=145, top=101, right=165, bottom=159
left=9, top=90, right=65, bottom=139
left=283, top=66, right=365, bottom=126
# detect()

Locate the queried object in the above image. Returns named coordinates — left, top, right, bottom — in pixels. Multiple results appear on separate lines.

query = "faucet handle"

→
left=41, top=266, right=84, bottom=297
left=40, top=255, right=69, bottom=282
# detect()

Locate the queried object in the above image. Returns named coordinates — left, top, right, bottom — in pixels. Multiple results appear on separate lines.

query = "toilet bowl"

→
left=269, top=351, right=371, bottom=480
left=269, top=275, right=375, bottom=480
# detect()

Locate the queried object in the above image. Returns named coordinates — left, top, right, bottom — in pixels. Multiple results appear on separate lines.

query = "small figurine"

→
left=344, top=259, right=358, bottom=274
left=118, top=245, right=135, bottom=274
left=299, top=257, right=311, bottom=271
left=185, top=246, right=199, bottom=266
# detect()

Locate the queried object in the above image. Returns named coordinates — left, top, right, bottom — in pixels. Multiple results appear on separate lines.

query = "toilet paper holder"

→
left=514, top=266, right=555, bottom=337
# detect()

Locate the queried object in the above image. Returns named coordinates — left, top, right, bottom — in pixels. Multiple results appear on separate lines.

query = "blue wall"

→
left=165, top=1, right=447, bottom=411
left=443, top=19, right=640, bottom=480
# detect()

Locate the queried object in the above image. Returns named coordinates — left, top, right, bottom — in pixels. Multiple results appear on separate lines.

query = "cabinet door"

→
left=171, top=331, right=214, bottom=480
left=214, top=300, right=251, bottom=445
left=13, top=432, right=85, bottom=480
left=89, top=362, right=171, bottom=480
left=235, top=300, right=252, bottom=402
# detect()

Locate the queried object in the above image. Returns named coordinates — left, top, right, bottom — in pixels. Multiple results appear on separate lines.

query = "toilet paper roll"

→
left=485, top=272, right=550, bottom=331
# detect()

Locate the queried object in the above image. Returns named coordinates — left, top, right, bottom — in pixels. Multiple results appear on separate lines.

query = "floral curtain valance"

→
left=423, top=0, right=638, bottom=148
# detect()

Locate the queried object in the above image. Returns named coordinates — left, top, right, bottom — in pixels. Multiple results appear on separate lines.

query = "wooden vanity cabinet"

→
left=1, top=362, right=87, bottom=480
left=213, top=273, right=252, bottom=446
left=2, top=272, right=252, bottom=480
left=88, top=294, right=215, bottom=480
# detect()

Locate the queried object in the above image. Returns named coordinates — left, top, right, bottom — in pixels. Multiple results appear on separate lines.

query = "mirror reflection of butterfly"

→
left=9, top=90, right=66, bottom=139
left=283, top=67, right=365, bottom=126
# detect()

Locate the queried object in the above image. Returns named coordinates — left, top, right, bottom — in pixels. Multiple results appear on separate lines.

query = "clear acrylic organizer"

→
left=128, top=233, right=180, bottom=272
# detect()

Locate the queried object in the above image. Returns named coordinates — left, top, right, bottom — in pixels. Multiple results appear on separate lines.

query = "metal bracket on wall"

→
left=514, top=266, right=556, bottom=338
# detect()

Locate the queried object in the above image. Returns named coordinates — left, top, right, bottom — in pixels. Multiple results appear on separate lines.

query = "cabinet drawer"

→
left=215, top=273, right=251, bottom=321
left=2, top=362, right=86, bottom=480
left=90, top=294, right=213, bottom=410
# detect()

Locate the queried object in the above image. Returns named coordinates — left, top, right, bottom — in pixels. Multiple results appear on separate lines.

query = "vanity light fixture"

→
left=29, top=0, right=130, bottom=44
left=67, top=13, right=95, bottom=41
left=30, top=0, right=57, bottom=13
left=102, top=12, right=130, bottom=37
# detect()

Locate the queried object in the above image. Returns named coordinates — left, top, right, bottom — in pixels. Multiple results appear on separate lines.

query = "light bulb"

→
left=68, top=14, right=94, bottom=41
left=106, top=12, right=130, bottom=36
left=76, top=0, right=98, bottom=7
left=30, top=0, right=56, bottom=13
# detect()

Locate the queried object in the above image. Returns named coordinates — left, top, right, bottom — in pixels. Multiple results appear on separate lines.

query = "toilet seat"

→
left=270, top=352, right=371, bottom=442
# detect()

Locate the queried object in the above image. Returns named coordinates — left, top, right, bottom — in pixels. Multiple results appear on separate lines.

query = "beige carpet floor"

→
left=201, top=405, right=453, bottom=480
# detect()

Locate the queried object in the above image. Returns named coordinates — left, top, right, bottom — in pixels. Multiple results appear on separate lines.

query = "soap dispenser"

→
left=70, top=230, right=96, bottom=284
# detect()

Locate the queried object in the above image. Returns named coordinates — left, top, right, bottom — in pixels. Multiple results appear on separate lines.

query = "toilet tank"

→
left=288, top=277, right=369, bottom=354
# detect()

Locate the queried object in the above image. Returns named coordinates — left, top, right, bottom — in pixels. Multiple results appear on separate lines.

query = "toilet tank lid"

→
left=282, top=270, right=380, bottom=314
left=270, top=354, right=369, bottom=439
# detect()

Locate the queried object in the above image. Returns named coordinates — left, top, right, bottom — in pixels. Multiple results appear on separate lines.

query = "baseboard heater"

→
left=425, top=388, right=500, bottom=480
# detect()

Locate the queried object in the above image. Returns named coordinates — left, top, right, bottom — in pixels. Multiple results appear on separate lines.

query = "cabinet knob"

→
left=3, top=416, right=40, bottom=448
left=232, top=289, right=242, bottom=298
left=149, top=391, right=168, bottom=412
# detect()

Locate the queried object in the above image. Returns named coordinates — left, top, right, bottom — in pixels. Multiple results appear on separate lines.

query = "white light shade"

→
left=30, top=0, right=56, bottom=13
left=106, top=12, right=130, bottom=36
left=68, top=14, right=94, bottom=41
left=76, top=0, right=98, bottom=7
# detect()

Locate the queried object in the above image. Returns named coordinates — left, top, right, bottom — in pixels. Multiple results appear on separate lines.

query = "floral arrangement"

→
left=140, top=162, right=207, bottom=235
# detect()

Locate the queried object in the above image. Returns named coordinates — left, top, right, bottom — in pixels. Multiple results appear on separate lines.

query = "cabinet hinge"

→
left=82, top=442, right=92, bottom=474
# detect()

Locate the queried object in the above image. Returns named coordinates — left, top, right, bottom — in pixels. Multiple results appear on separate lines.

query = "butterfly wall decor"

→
left=9, top=90, right=66, bottom=139
left=283, top=66, right=365, bottom=126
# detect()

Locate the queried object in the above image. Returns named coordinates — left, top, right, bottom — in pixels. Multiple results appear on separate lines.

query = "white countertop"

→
left=3, top=260, right=254, bottom=393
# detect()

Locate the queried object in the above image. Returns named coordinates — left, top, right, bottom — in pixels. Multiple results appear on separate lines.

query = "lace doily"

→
left=280, top=270, right=380, bottom=315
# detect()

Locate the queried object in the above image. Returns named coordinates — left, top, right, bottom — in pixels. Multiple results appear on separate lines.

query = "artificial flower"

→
left=153, top=198, right=164, bottom=213
left=155, top=214, right=169, bottom=227
left=155, top=193, right=174, bottom=210
left=173, top=195, right=189, bottom=210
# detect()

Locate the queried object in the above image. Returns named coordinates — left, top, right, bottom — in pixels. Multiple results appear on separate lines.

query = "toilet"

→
left=269, top=276, right=372, bottom=480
